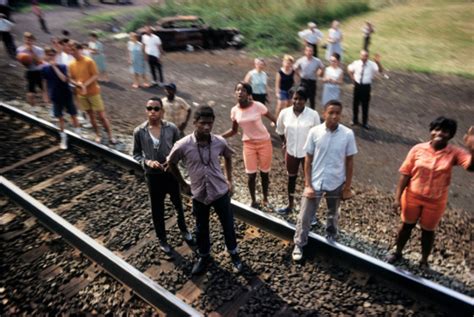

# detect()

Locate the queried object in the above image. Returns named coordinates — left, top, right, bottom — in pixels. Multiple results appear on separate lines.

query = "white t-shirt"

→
left=142, top=33, right=162, bottom=58
left=324, top=66, right=343, bottom=82
left=298, top=28, right=323, bottom=45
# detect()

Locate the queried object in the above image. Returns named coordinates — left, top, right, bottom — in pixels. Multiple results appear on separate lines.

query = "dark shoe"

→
left=192, top=256, right=210, bottom=275
left=362, top=124, right=370, bottom=130
left=181, top=231, right=196, bottom=246
left=325, top=233, right=337, bottom=242
left=351, top=121, right=359, bottom=126
left=419, top=260, right=430, bottom=269
left=230, top=253, right=243, bottom=273
left=159, top=240, right=172, bottom=254
left=277, top=206, right=292, bottom=215
left=250, top=201, right=261, bottom=209
left=386, top=252, right=402, bottom=264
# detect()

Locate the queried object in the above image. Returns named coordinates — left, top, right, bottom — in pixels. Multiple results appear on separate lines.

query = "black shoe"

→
left=159, top=240, right=172, bottom=254
left=192, top=256, right=210, bottom=275
left=325, top=233, right=337, bottom=242
left=351, top=121, right=359, bottom=126
left=277, top=206, right=292, bottom=215
left=250, top=201, right=261, bottom=209
left=181, top=231, right=196, bottom=246
left=230, top=253, right=243, bottom=273
left=386, top=252, right=402, bottom=264
left=362, top=124, right=370, bottom=130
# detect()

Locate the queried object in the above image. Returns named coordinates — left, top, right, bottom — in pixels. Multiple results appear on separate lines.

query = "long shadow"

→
left=99, top=81, right=126, bottom=91
left=353, top=125, right=419, bottom=146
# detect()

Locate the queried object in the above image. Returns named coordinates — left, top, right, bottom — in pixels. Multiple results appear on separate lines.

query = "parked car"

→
left=137, top=15, right=244, bottom=51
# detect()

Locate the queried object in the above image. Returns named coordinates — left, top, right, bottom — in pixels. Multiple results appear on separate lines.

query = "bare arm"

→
left=264, top=111, right=277, bottom=124
left=51, top=65, right=68, bottom=83
left=342, top=155, right=354, bottom=200
left=243, top=71, right=251, bottom=83
left=222, top=120, right=239, bottom=138
left=275, top=72, right=281, bottom=97
left=393, top=174, right=410, bottom=211
left=463, top=126, right=474, bottom=171
left=42, top=79, right=49, bottom=103
left=169, top=162, right=191, bottom=194
left=302, top=153, right=316, bottom=197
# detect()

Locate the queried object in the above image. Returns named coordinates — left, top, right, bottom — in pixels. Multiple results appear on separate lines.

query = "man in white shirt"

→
left=294, top=46, right=325, bottom=109
left=298, top=22, right=323, bottom=58
left=292, top=100, right=357, bottom=261
left=141, top=26, right=164, bottom=86
left=347, top=50, right=383, bottom=129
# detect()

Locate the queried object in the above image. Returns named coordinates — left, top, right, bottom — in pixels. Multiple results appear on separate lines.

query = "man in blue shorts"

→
left=42, top=46, right=81, bottom=149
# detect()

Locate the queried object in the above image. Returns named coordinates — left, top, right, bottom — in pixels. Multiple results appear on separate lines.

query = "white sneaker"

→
left=78, top=116, right=86, bottom=123
left=292, top=245, right=303, bottom=261
left=59, top=132, right=68, bottom=150
left=74, top=127, right=82, bottom=136
left=151, top=80, right=158, bottom=85
left=82, top=122, right=93, bottom=129
left=310, top=217, right=318, bottom=226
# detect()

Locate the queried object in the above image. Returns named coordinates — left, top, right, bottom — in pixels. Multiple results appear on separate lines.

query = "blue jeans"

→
left=192, top=192, right=238, bottom=257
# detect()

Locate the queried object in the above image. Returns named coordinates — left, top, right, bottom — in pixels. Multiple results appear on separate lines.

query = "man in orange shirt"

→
left=68, top=41, right=115, bottom=144
left=387, top=117, right=474, bottom=268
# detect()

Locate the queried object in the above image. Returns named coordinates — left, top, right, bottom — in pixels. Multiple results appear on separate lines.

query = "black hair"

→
left=147, top=97, right=163, bottom=106
left=429, top=116, right=457, bottom=139
left=69, top=40, right=82, bottom=49
left=289, top=86, right=308, bottom=100
left=44, top=46, right=56, bottom=55
left=331, top=52, right=341, bottom=61
left=235, top=81, right=252, bottom=95
left=61, top=30, right=70, bottom=37
left=194, top=106, right=215, bottom=121
left=324, top=99, right=343, bottom=109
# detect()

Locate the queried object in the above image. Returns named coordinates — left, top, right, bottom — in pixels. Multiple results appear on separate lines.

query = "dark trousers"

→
left=1, top=31, right=16, bottom=60
left=300, top=78, right=317, bottom=109
left=252, top=93, right=267, bottom=104
left=192, top=192, right=238, bottom=257
left=353, top=83, right=371, bottom=125
left=38, top=16, right=50, bottom=34
left=363, top=36, right=371, bottom=52
left=147, top=55, right=164, bottom=83
left=146, top=172, right=188, bottom=242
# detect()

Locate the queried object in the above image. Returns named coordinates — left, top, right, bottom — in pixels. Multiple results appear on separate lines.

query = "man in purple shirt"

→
left=167, top=106, right=243, bottom=275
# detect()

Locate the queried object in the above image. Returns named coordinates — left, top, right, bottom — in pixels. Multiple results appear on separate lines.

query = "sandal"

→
left=94, top=136, right=102, bottom=143
left=132, top=84, right=139, bottom=89
left=109, top=137, right=118, bottom=145
left=142, top=83, right=151, bottom=88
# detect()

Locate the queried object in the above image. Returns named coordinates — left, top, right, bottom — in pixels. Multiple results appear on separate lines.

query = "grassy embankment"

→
left=82, top=0, right=473, bottom=77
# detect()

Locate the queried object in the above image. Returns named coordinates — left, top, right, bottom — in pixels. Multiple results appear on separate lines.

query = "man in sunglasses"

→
left=132, top=97, right=195, bottom=254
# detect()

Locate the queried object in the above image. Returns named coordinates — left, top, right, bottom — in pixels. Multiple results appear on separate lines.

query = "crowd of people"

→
left=7, top=12, right=474, bottom=276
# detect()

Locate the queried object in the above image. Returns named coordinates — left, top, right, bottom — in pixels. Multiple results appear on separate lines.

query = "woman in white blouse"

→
left=325, top=20, right=343, bottom=62
left=275, top=88, right=320, bottom=214
left=321, top=52, right=343, bottom=107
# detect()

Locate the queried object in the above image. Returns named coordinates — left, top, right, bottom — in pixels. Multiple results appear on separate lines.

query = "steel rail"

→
left=2, top=102, right=473, bottom=315
left=0, top=176, right=202, bottom=317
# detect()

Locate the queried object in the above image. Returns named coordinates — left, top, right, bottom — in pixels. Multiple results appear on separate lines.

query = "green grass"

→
left=341, top=0, right=474, bottom=77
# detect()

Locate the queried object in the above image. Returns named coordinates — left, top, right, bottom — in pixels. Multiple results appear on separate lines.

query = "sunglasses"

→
left=146, top=106, right=161, bottom=111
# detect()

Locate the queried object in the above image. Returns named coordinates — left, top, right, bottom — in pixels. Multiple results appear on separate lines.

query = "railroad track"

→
left=1, top=103, right=473, bottom=316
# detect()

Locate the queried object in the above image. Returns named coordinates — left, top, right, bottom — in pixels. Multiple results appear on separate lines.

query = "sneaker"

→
left=82, top=122, right=93, bottom=129
left=158, top=82, right=165, bottom=87
left=159, top=240, right=171, bottom=254
left=150, top=80, right=158, bottom=86
left=230, top=253, right=243, bottom=273
left=310, top=217, right=318, bottom=226
left=419, top=260, right=430, bottom=269
left=386, top=252, right=402, bottom=264
left=292, top=245, right=303, bottom=261
left=250, top=201, right=261, bottom=209
left=325, top=233, right=337, bottom=242
left=59, top=132, right=68, bottom=150
left=74, top=127, right=82, bottom=136
left=78, top=116, right=86, bottom=123
left=277, top=206, right=292, bottom=215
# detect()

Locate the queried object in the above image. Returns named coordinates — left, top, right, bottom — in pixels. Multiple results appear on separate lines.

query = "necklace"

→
left=197, top=141, right=211, bottom=166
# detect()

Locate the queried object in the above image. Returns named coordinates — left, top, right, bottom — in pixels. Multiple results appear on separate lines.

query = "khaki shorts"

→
left=242, top=139, right=272, bottom=174
left=77, top=94, right=105, bottom=112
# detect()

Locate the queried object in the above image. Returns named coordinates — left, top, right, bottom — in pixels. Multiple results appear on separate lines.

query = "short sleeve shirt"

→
left=399, top=142, right=471, bottom=200
left=16, top=45, right=44, bottom=70
left=142, top=34, right=162, bottom=58
left=304, top=124, right=358, bottom=191
left=167, top=133, right=234, bottom=205
left=41, top=64, right=73, bottom=102
left=162, top=96, right=191, bottom=128
left=230, top=101, right=270, bottom=141
left=68, top=56, right=100, bottom=96
left=276, top=106, right=320, bottom=158
left=248, top=69, right=267, bottom=94
left=347, top=60, right=379, bottom=85
left=294, top=56, right=324, bottom=80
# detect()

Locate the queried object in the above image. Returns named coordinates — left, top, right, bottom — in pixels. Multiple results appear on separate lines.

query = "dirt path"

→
left=2, top=2, right=473, bottom=214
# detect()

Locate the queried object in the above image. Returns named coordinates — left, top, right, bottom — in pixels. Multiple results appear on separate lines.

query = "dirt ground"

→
left=2, top=2, right=473, bottom=212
